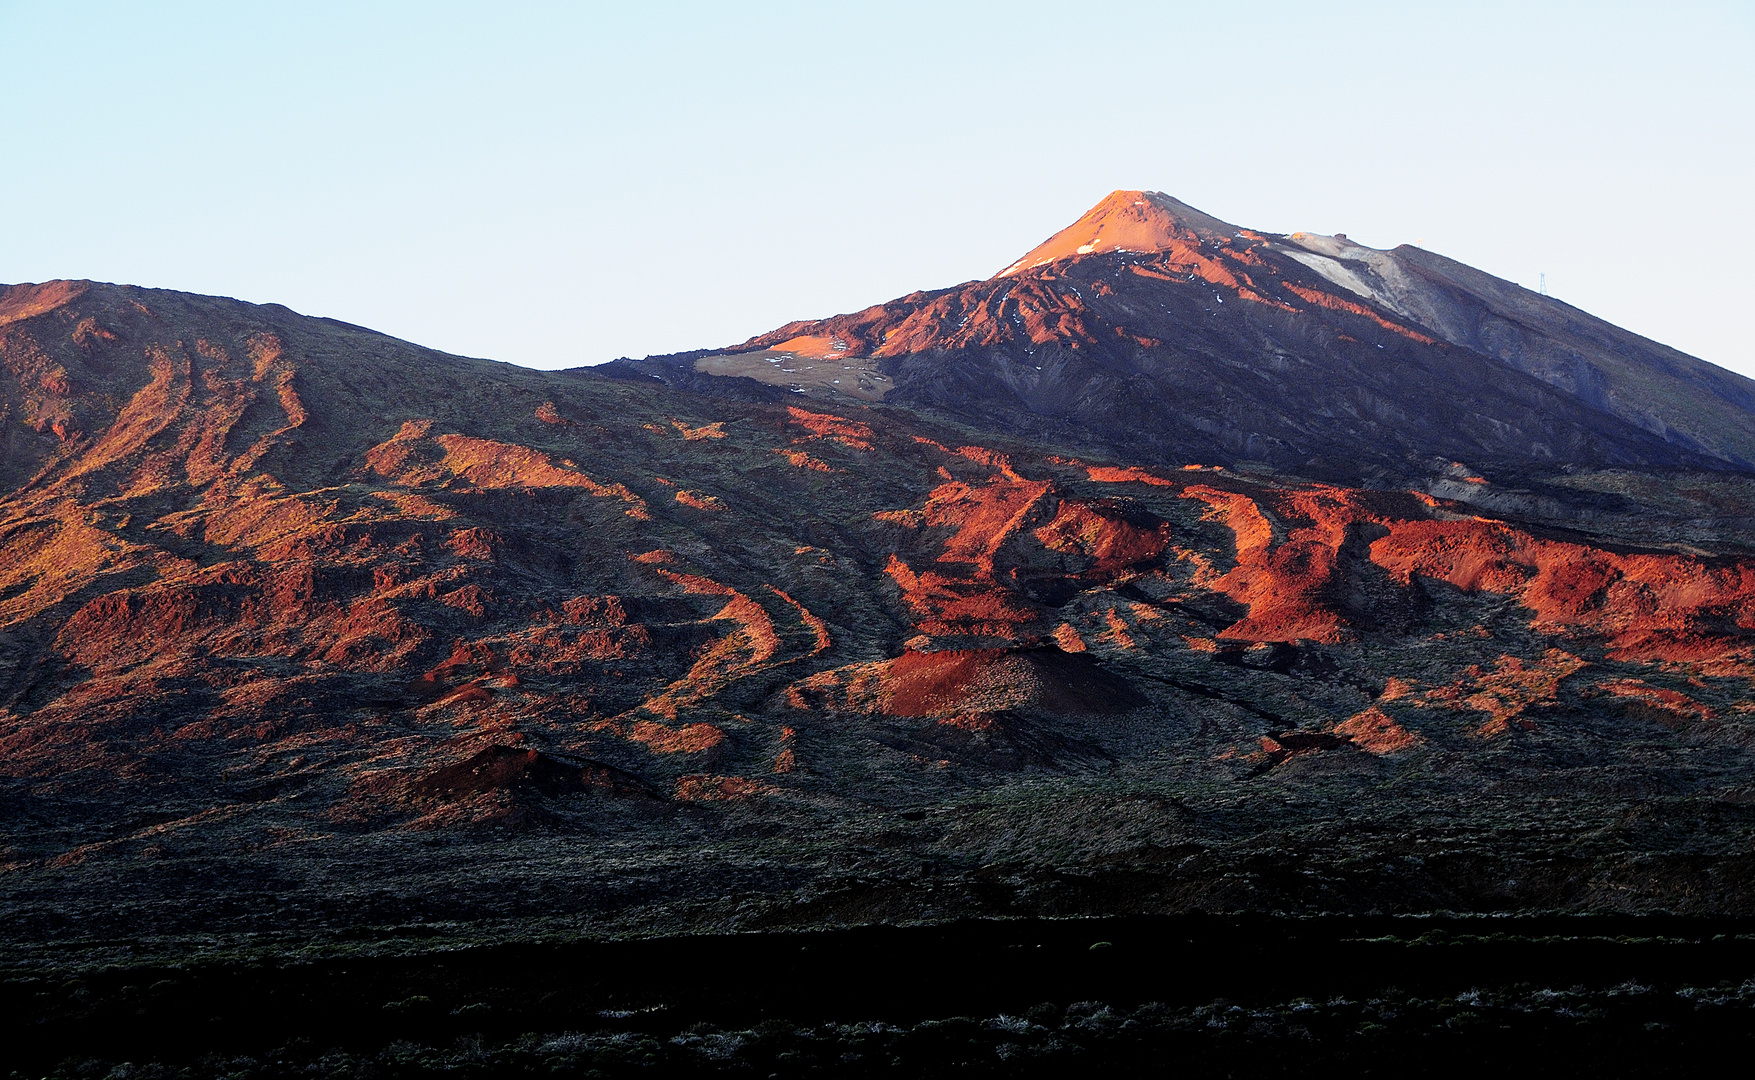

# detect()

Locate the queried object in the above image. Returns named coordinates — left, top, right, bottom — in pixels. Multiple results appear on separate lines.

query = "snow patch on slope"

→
left=1278, top=232, right=1436, bottom=325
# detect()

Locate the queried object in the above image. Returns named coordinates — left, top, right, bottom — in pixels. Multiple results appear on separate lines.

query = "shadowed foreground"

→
left=8, top=916, right=1755, bottom=1077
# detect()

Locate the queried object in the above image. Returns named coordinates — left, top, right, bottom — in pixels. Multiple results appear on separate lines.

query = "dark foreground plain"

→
left=10, top=916, right=1755, bottom=1078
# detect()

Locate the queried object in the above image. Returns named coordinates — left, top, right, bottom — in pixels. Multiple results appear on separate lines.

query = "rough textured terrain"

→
left=3, top=193, right=1755, bottom=968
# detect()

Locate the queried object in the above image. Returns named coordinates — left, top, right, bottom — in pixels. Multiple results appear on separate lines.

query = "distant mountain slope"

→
left=1278, top=232, right=1755, bottom=466
left=0, top=279, right=558, bottom=496
left=650, top=191, right=1754, bottom=486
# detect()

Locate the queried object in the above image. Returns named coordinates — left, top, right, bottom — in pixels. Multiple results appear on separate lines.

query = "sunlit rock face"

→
left=4, top=200, right=1755, bottom=959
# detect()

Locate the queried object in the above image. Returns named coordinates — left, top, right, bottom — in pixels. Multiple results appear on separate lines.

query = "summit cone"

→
left=996, top=189, right=1242, bottom=277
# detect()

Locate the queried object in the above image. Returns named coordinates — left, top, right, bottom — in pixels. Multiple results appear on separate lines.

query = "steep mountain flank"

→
left=1278, top=232, right=1755, bottom=466
left=5, top=279, right=1755, bottom=960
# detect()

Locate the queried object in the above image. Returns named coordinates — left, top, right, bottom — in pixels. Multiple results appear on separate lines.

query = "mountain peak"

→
left=996, top=190, right=1240, bottom=278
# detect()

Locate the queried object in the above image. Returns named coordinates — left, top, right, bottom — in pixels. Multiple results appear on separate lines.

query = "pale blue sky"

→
left=1, top=2, right=1750, bottom=376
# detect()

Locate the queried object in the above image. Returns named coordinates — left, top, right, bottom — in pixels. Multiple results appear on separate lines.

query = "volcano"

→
left=3, top=193, right=1755, bottom=971
left=653, top=191, right=1755, bottom=490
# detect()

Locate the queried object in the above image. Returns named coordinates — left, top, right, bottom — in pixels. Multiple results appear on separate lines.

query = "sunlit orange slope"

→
left=995, top=189, right=1242, bottom=277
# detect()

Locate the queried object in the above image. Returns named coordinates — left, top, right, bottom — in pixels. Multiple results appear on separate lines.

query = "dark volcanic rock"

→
left=410, top=745, right=657, bottom=801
